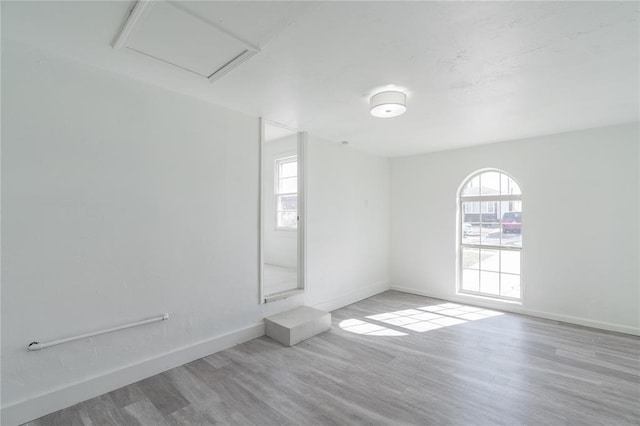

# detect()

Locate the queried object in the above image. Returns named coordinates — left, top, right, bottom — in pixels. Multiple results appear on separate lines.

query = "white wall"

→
left=390, top=124, right=640, bottom=334
left=1, top=41, right=390, bottom=425
left=1, top=40, right=262, bottom=423
left=306, top=136, right=390, bottom=311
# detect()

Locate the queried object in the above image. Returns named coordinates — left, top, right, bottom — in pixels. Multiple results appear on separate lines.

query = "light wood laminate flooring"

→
left=26, top=291, right=640, bottom=425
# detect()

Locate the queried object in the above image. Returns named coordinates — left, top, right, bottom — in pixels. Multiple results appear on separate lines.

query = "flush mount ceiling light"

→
left=370, top=90, right=407, bottom=118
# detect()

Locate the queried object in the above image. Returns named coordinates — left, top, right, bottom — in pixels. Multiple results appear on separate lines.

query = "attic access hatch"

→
left=113, top=1, right=260, bottom=82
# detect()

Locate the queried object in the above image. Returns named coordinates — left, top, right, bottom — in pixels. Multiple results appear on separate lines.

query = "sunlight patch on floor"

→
left=338, top=318, right=408, bottom=336
left=339, top=302, right=503, bottom=336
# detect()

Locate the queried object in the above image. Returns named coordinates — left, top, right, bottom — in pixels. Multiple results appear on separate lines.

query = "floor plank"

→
left=27, top=291, right=640, bottom=425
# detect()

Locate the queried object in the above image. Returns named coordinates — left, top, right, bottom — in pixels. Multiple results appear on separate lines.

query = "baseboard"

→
left=391, top=285, right=640, bottom=336
left=1, top=322, right=265, bottom=426
left=311, top=281, right=390, bottom=313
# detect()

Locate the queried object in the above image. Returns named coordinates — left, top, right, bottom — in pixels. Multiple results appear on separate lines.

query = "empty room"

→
left=1, top=1, right=639, bottom=425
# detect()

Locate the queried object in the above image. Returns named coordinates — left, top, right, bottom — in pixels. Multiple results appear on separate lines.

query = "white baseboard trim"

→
left=1, top=322, right=265, bottom=426
left=391, top=285, right=640, bottom=336
left=311, top=281, right=390, bottom=313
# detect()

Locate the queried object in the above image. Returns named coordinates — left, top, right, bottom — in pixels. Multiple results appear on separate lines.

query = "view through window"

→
left=459, top=170, right=522, bottom=300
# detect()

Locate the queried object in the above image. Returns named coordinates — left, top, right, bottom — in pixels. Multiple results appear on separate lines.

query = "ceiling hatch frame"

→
left=112, top=0, right=260, bottom=83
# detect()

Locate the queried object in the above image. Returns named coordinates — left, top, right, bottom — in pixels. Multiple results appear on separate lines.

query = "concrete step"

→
left=265, top=306, right=331, bottom=346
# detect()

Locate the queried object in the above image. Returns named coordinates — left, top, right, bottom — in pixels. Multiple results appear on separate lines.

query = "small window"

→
left=459, top=170, right=522, bottom=300
left=275, top=155, right=297, bottom=230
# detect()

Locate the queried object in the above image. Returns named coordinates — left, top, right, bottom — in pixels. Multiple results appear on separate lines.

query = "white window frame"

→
left=274, top=155, right=298, bottom=231
left=458, top=169, right=523, bottom=302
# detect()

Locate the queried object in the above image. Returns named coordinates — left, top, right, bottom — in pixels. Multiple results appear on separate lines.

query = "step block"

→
left=265, top=306, right=331, bottom=346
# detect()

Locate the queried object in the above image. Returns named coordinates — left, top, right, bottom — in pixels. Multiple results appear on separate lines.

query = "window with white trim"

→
left=459, top=170, right=522, bottom=300
left=275, top=155, right=297, bottom=230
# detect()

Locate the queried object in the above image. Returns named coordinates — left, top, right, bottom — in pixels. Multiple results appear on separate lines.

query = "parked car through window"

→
left=501, top=212, right=522, bottom=234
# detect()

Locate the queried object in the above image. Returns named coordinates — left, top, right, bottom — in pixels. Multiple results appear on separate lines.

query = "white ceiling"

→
left=3, top=1, right=639, bottom=157
left=264, top=121, right=297, bottom=143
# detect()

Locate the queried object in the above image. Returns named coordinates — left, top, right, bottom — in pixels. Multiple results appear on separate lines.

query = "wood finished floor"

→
left=26, top=291, right=640, bottom=425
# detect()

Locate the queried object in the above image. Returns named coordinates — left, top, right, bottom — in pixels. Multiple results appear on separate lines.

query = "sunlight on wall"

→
left=339, top=302, right=503, bottom=336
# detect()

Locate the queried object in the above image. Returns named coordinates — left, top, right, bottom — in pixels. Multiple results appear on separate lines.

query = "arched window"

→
left=459, top=170, right=522, bottom=300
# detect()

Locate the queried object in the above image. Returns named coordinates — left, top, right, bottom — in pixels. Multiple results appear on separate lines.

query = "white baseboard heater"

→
left=27, top=313, right=169, bottom=351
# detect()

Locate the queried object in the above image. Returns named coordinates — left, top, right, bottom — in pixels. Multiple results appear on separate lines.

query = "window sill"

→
left=456, top=290, right=522, bottom=306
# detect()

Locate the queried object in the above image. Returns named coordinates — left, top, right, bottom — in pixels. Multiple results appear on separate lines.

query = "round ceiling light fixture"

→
left=370, top=90, right=407, bottom=118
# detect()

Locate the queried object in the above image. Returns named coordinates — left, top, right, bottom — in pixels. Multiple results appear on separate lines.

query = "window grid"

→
left=459, top=170, right=522, bottom=301
left=275, top=155, right=298, bottom=230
